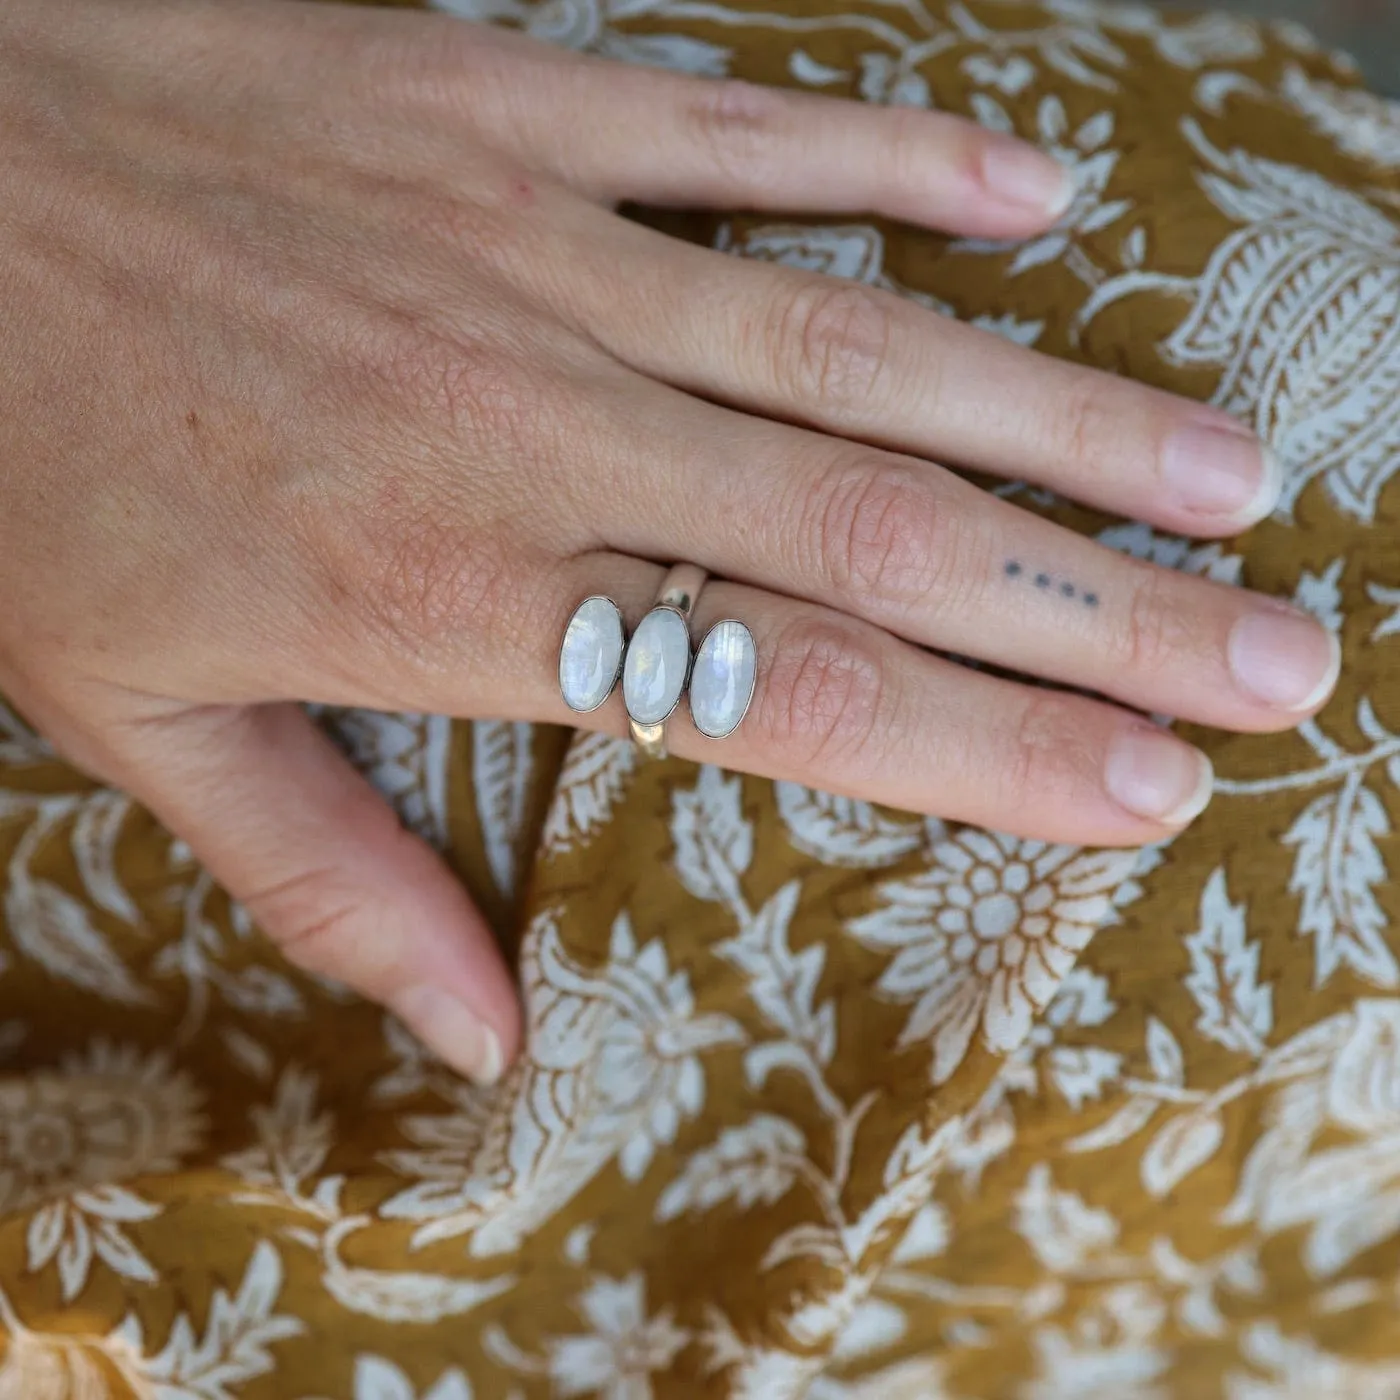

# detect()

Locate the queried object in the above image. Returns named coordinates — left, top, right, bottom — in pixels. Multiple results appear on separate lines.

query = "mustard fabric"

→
left=2, top=2, right=1400, bottom=1396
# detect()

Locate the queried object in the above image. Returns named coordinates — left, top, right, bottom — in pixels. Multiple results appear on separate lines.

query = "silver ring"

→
left=624, top=564, right=707, bottom=759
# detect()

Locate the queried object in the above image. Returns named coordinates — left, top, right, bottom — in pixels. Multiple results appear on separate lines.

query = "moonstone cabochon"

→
left=623, top=606, right=692, bottom=726
left=689, top=619, right=757, bottom=738
left=558, top=596, right=625, bottom=713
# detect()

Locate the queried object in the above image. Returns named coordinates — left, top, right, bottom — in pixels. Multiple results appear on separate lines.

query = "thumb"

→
left=108, top=701, right=518, bottom=1084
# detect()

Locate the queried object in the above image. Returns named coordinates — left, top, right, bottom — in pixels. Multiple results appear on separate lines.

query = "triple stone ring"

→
left=557, top=563, right=757, bottom=759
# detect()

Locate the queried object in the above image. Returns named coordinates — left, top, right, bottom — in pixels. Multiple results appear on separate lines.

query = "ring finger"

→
left=534, top=554, right=1215, bottom=846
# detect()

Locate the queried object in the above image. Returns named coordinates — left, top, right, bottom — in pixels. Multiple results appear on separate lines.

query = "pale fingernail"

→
left=1162, top=424, right=1280, bottom=524
left=980, top=137, right=1075, bottom=218
left=395, top=985, right=504, bottom=1086
left=1229, top=609, right=1341, bottom=712
left=1105, top=726, right=1214, bottom=826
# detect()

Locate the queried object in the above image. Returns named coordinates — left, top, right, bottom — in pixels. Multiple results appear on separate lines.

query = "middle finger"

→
left=568, top=214, right=1280, bottom=538
left=593, top=377, right=1339, bottom=733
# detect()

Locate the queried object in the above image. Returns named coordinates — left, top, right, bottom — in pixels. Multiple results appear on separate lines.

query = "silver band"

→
left=627, top=564, right=708, bottom=759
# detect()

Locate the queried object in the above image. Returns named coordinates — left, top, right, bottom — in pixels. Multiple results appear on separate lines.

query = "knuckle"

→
left=754, top=618, right=887, bottom=770
left=774, top=279, right=896, bottom=411
left=242, top=866, right=375, bottom=984
left=1054, top=379, right=1110, bottom=469
left=1118, top=562, right=1186, bottom=678
left=1000, top=689, right=1096, bottom=811
left=802, top=458, right=952, bottom=610
left=685, top=78, right=790, bottom=189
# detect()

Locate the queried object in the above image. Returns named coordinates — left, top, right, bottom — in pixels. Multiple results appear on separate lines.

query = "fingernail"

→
left=1228, top=609, right=1341, bottom=712
left=1162, top=425, right=1280, bottom=524
left=980, top=137, right=1075, bottom=218
left=1105, top=725, right=1214, bottom=826
left=395, top=985, right=504, bottom=1086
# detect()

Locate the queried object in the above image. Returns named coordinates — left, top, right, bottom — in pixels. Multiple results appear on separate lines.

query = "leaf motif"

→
left=1068, top=1094, right=1159, bottom=1154
left=1162, top=127, right=1400, bottom=523
left=1368, top=582, right=1400, bottom=642
left=599, top=29, right=730, bottom=75
left=71, top=790, right=141, bottom=927
left=541, top=733, right=635, bottom=857
left=472, top=721, right=534, bottom=901
left=1153, top=13, right=1261, bottom=68
left=1183, top=868, right=1273, bottom=1055
left=126, top=1239, right=305, bottom=1393
left=762, top=1222, right=847, bottom=1271
left=90, top=1221, right=159, bottom=1287
left=672, top=767, right=752, bottom=905
left=787, top=48, right=846, bottom=87
left=325, top=1264, right=515, bottom=1324
left=1283, top=777, right=1397, bottom=989
left=719, top=883, right=834, bottom=1062
left=969, top=92, right=1014, bottom=134
left=354, top=1356, right=417, bottom=1400
left=655, top=1115, right=804, bottom=1222
left=5, top=875, right=153, bottom=1005
left=1282, top=66, right=1400, bottom=168
left=211, top=964, right=305, bottom=1019
left=773, top=783, right=924, bottom=868
left=1141, top=1108, right=1225, bottom=1197
left=1098, top=520, right=1244, bottom=584
left=1013, top=1163, right=1118, bottom=1273
left=1293, top=559, right=1346, bottom=634
left=1146, top=1017, right=1186, bottom=1086
left=1045, top=1046, right=1123, bottom=1110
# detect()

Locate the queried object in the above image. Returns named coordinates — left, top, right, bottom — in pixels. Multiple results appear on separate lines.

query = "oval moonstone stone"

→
left=689, top=620, right=756, bottom=739
left=623, top=606, right=691, bottom=726
left=559, top=597, right=625, bottom=713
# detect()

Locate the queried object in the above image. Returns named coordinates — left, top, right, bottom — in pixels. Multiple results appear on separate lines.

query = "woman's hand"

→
left=0, top=0, right=1337, bottom=1081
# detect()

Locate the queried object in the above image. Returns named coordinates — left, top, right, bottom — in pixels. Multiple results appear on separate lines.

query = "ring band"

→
left=625, top=564, right=708, bottom=759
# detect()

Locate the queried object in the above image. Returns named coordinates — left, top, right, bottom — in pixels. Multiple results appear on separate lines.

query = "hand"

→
left=0, top=0, right=1338, bottom=1082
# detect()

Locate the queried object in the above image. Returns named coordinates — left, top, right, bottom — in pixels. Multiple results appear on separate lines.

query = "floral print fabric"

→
left=3, top=1, right=1400, bottom=1396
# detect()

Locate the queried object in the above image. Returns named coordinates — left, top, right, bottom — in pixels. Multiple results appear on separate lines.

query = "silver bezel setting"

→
left=689, top=618, right=756, bottom=739
left=622, top=603, right=693, bottom=728
left=558, top=595, right=626, bottom=715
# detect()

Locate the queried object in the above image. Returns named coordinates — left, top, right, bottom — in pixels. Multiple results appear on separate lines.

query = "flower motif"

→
left=0, top=1041, right=206, bottom=1301
left=848, top=832, right=1141, bottom=1082
left=379, top=912, right=742, bottom=1252
left=1012, top=102, right=1128, bottom=273
left=957, top=99, right=1130, bottom=276
left=549, top=1273, right=690, bottom=1399
left=590, top=914, right=746, bottom=1180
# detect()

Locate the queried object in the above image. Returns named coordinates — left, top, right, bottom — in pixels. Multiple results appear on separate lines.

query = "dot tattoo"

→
left=1003, top=561, right=1101, bottom=609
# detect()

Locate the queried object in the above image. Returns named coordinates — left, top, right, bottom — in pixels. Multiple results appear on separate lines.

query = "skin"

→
left=0, top=0, right=1340, bottom=1083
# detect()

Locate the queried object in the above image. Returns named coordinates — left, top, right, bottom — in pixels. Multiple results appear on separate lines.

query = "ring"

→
left=624, top=563, right=707, bottom=759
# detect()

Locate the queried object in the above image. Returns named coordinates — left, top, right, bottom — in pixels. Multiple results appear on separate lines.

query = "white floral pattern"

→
left=1, top=3, right=1399, bottom=1398
left=848, top=833, right=1146, bottom=1082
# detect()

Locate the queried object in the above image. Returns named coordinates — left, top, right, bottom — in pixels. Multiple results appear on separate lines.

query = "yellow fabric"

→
left=3, top=2, right=1400, bottom=1396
